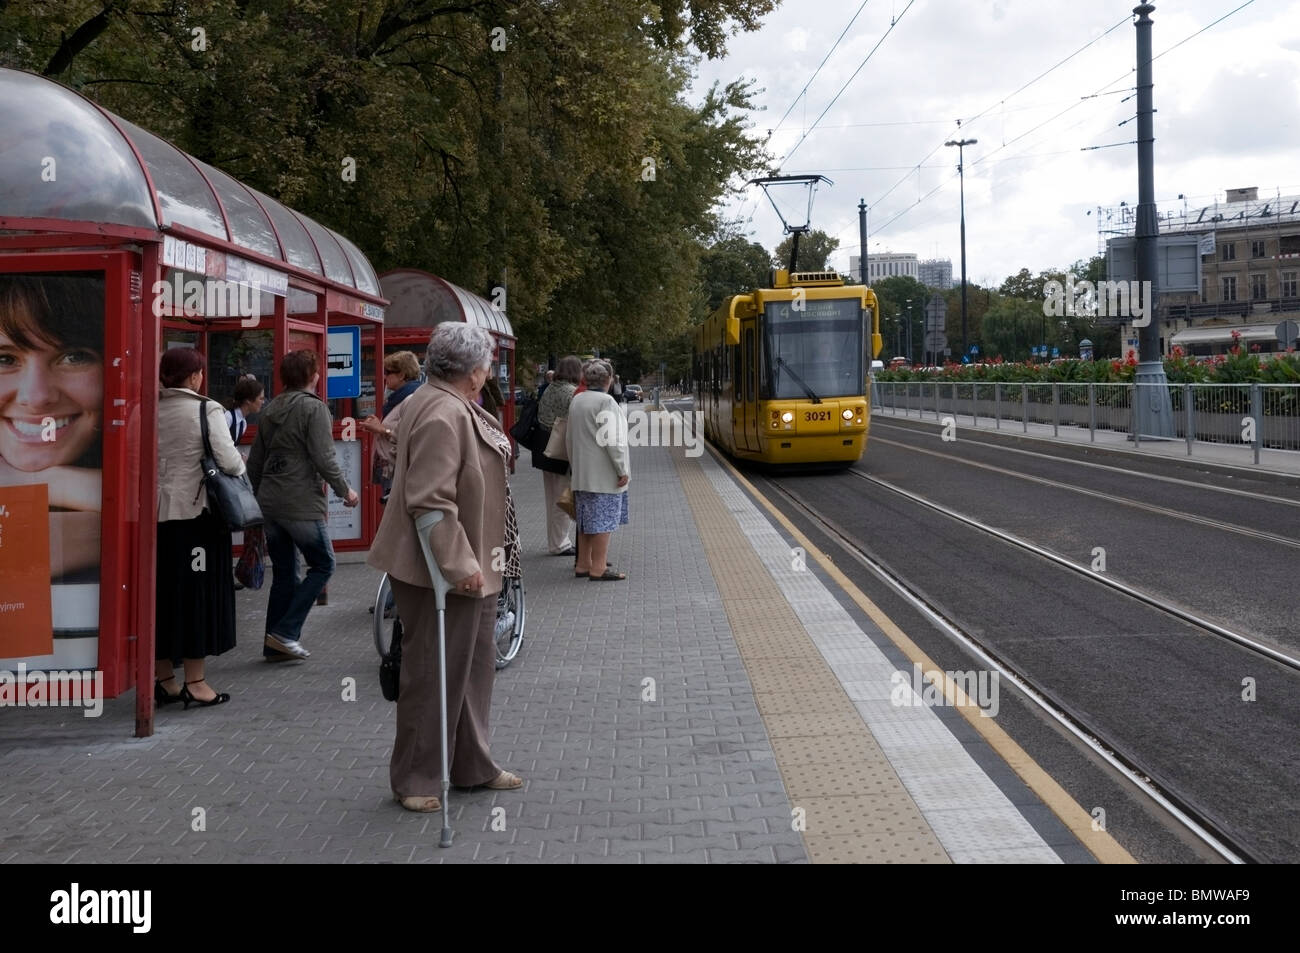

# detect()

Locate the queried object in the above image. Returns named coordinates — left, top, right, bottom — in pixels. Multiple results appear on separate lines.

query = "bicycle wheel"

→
left=373, top=573, right=401, bottom=658
left=494, top=576, right=524, bottom=669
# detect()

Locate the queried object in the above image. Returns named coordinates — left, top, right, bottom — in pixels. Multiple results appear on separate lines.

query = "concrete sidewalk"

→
left=0, top=440, right=1099, bottom=863
left=0, top=449, right=807, bottom=863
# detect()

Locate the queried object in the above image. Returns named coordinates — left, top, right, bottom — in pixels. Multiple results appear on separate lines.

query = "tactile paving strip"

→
left=674, top=452, right=950, bottom=864
left=681, top=446, right=1069, bottom=865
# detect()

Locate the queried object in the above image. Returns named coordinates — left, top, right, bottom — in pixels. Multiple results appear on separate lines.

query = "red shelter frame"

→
left=0, top=68, right=388, bottom=736
left=377, top=269, right=518, bottom=468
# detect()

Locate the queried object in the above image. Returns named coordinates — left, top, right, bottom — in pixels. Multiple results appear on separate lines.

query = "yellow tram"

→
left=693, top=268, right=882, bottom=467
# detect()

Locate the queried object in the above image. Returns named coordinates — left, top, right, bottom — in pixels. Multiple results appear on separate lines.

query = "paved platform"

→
left=0, top=435, right=1120, bottom=863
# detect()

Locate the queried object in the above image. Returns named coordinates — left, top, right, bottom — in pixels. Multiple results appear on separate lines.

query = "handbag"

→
left=510, top=397, right=540, bottom=446
left=556, top=486, right=576, bottom=519
left=234, top=526, right=266, bottom=589
left=196, top=401, right=264, bottom=530
left=379, top=624, right=403, bottom=702
left=543, top=416, right=569, bottom=461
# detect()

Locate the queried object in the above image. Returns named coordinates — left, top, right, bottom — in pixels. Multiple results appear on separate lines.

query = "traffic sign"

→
left=1276, top=320, right=1300, bottom=347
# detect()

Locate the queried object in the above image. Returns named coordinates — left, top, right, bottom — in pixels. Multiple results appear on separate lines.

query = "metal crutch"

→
left=414, top=510, right=454, bottom=848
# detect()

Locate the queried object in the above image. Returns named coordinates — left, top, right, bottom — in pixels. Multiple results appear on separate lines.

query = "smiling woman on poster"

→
left=0, top=273, right=104, bottom=663
left=0, top=274, right=103, bottom=578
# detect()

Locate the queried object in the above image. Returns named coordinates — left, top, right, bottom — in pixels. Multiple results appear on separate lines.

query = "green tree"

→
left=983, top=297, right=1060, bottom=362
left=697, top=231, right=771, bottom=313
left=998, top=268, right=1040, bottom=300
left=1, top=0, right=774, bottom=371
left=772, top=229, right=839, bottom=272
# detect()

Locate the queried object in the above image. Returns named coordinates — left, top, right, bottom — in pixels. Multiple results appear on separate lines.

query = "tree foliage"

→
left=697, top=231, right=771, bottom=313
left=0, top=0, right=775, bottom=368
left=772, top=228, right=839, bottom=272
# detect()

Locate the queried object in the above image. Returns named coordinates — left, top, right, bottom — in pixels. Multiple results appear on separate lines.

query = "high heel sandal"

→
left=154, top=680, right=183, bottom=706
left=180, top=679, right=230, bottom=710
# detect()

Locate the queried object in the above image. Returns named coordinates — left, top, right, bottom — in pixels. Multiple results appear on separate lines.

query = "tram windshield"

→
left=763, top=297, right=864, bottom=400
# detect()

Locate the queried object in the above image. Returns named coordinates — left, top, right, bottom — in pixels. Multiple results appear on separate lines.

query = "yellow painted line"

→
left=706, top=444, right=1136, bottom=865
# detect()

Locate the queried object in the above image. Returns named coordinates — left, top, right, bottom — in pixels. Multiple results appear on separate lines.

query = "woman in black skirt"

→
left=154, top=347, right=244, bottom=709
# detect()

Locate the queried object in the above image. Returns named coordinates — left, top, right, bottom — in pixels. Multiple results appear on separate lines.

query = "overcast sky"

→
left=691, top=0, right=1300, bottom=286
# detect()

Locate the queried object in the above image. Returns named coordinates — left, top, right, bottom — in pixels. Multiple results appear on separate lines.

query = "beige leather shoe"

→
left=394, top=793, right=441, bottom=812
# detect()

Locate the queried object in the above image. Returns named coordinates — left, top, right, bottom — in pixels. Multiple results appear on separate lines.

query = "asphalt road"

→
left=747, top=416, right=1300, bottom=863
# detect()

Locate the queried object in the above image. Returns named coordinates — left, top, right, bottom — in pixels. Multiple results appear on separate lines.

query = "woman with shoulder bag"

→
left=154, top=347, right=244, bottom=709
left=533, top=355, right=581, bottom=555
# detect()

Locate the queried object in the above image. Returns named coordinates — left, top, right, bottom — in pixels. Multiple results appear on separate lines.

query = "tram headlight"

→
left=841, top=408, right=854, bottom=420
left=780, top=411, right=794, bottom=423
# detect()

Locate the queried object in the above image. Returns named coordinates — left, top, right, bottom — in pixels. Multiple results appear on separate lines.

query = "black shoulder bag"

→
left=195, top=401, right=264, bottom=529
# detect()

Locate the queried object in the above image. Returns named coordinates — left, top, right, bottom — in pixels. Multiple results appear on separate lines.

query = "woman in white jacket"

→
left=154, top=347, right=246, bottom=710
left=566, top=360, right=630, bottom=581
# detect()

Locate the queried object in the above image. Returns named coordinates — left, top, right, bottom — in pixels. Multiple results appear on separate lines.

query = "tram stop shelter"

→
left=378, top=268, right=518, bottom=454
left=0, top=68, right=388, bottom=737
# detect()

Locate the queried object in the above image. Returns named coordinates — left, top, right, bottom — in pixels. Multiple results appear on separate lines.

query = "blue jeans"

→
left=263, top=518, right=335, bottom=652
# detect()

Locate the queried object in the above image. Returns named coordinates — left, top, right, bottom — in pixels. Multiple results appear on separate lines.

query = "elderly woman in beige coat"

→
left=367, top=323, right=522, bottom=813
left=567, top=359, right=630, bottom=581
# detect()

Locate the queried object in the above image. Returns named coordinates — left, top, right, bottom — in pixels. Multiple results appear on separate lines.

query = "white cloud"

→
left=693, top=0, right=1300, bottom=284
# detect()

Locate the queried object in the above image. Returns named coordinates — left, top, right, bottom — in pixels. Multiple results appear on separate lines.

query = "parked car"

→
left=625, top=384, right=643, bottom=402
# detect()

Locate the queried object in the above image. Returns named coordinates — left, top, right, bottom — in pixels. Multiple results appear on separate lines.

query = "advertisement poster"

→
left=0, top=272, right=104, bottom=670
left=0, top=483, right=53, bottom=656
left=326, top=437, right=362, bottom=541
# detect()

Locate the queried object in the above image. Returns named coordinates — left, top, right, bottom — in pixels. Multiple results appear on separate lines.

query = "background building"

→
left=918, top=258, right=953, bottom=290
left=850, top=252, right=919, bottom=284
left=1101, top=186, right=1300, bottom=355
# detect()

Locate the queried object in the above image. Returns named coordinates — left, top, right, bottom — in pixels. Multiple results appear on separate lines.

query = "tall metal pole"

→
left=1133, top=3, right=1173, bottom=437
left=946, top=137, right=977, bottom=359
left=858, top=199, right=868, bottom=285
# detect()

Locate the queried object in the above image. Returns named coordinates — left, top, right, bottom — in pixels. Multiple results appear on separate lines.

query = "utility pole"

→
left=1133, top=3, right=1174, bottom=437
left=945, top=135, right=977, bottom=359
left=858, top=199, right=868, bottom=285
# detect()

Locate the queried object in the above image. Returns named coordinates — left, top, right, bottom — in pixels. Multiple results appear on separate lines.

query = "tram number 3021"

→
left=804, top=410, right=833, bottom=421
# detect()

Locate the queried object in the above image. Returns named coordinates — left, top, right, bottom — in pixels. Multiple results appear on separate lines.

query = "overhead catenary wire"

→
left=732, top=1, right=875, bottom=234
left=777, top=0, right=918, bottom=169
left=866, top=0, right=1262, bottom=241
left=870, top=14, right=1131, bottom=212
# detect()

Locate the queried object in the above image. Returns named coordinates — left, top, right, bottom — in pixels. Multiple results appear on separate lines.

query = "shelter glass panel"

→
left=335, top=234, right=380, bottom=296
left=193, top=160, right=281, bottom=260
left=295, top=214, right=353, bottom=286
left=254, top=191, right=322, bottom=275
left=116, top=119, right=225, bottom=239
left=0, top=71, right=156, bottom=230
left=208, top=329, right=274, bottom=410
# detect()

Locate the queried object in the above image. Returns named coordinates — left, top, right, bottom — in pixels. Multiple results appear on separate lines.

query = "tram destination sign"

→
left=767, top=298, right=860, bottom=322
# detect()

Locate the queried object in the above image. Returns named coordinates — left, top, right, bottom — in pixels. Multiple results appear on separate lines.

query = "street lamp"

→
left=945, top=136, right=977, bottom=359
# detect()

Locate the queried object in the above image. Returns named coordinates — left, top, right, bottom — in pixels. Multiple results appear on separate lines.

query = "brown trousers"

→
left=389, top=579, right=500, bottom=794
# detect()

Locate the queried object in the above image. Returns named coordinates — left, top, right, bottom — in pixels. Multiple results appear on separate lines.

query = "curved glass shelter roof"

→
left=380, top=269, right=514, bottom=339
left=0, top=68, right=381, bottom=299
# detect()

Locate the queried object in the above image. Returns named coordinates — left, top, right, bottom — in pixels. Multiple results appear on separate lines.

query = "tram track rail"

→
left=757, top=471, right=1292, bottom=864
left=870, top=435, right=1300, bottom=555
left=870, top=420, right=1300, bottom=508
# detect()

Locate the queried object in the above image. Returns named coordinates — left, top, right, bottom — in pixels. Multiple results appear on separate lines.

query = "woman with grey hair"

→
left=367, top=322, right=522, bottom=812
left=566, top=358, right=630, bottom=580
